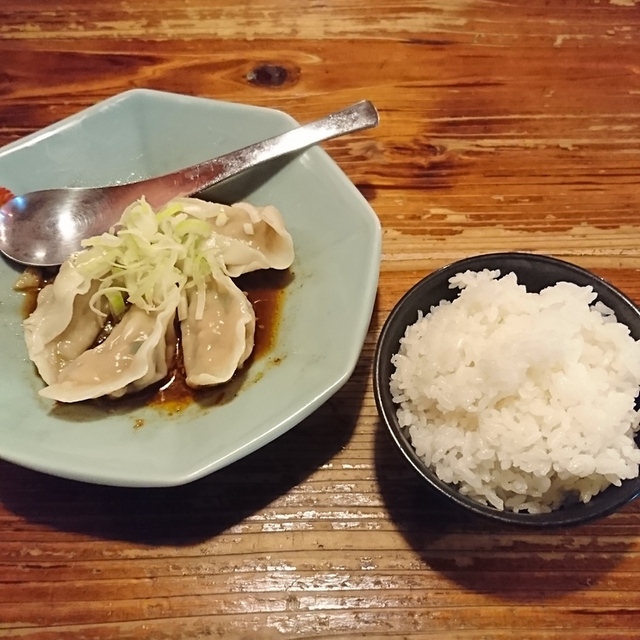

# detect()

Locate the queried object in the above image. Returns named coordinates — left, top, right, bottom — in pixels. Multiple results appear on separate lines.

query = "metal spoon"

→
left=0, top=100, right=379, bottom=267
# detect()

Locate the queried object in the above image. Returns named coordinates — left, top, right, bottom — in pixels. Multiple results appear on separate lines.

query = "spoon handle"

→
left=131, top=100, right=379, bottom=206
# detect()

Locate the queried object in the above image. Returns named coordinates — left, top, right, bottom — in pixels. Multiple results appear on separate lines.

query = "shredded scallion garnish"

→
left=75, top=197, right=226, bottom=320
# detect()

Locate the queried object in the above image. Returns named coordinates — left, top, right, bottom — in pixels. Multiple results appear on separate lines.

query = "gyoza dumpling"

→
left=181, top=270, right=255, bottom=388
left=23, top=195, right=295, bottom=402
left=40, top=288, right=180, bottom=403
left=23, top=261, right=106, bottom=385
left=173, top=197, right=295, bottom=276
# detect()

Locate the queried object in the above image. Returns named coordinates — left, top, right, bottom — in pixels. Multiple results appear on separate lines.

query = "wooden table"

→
left=3, top=1, right=640, bottom=637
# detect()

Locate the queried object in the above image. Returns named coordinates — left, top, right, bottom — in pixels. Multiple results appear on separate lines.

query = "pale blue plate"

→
left=0, top=89, right=381, bottom=486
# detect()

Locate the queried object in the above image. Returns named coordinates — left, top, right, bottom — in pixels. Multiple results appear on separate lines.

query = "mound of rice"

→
left=390, top=269, right=640, bottom=513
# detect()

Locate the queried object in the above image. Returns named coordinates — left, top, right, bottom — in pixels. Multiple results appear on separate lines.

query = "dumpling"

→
left=40, top=288, right=180, bottom=403
left=181, top=269, right=255, bottom=388
left=22, top=195, right=295, bottom=402
left=172, top=197, right=295, bottom=276
left=23, top=261, right=106, bottom=385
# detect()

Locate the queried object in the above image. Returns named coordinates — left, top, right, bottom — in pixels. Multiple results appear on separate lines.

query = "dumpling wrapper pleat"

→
left=39, top=288, right=180, bottom=403
left=24, top=262, right=106, bottom=385
left=173, top=198, right=294, bottom=276
left=181, top=271, right=255, bottom=388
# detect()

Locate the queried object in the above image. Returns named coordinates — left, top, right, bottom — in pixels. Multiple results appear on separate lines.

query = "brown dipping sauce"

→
left=19, top=268, right=54, bottom=316
left=19, top=267, right=293, bottom=413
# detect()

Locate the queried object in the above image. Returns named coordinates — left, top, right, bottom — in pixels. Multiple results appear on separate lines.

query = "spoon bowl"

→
left=0, top=100, right=378, bottom=267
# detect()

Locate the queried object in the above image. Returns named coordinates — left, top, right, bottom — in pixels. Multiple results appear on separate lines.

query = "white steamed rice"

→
left=390, top=269, right=640, bottom=513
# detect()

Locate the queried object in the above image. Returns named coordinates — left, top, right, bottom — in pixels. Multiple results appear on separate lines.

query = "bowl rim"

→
left=374, top=251, right=640, bottom=527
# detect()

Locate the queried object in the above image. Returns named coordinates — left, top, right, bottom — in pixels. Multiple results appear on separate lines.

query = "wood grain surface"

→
left=3, top=1, right=640, bottom=638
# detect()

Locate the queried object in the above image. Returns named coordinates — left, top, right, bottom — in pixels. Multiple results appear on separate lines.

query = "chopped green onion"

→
left=175, top=218, right=212, bottom=238
left=76, top=197, right=224, bottom=320
left=105, top=289, right=127, bottom=318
